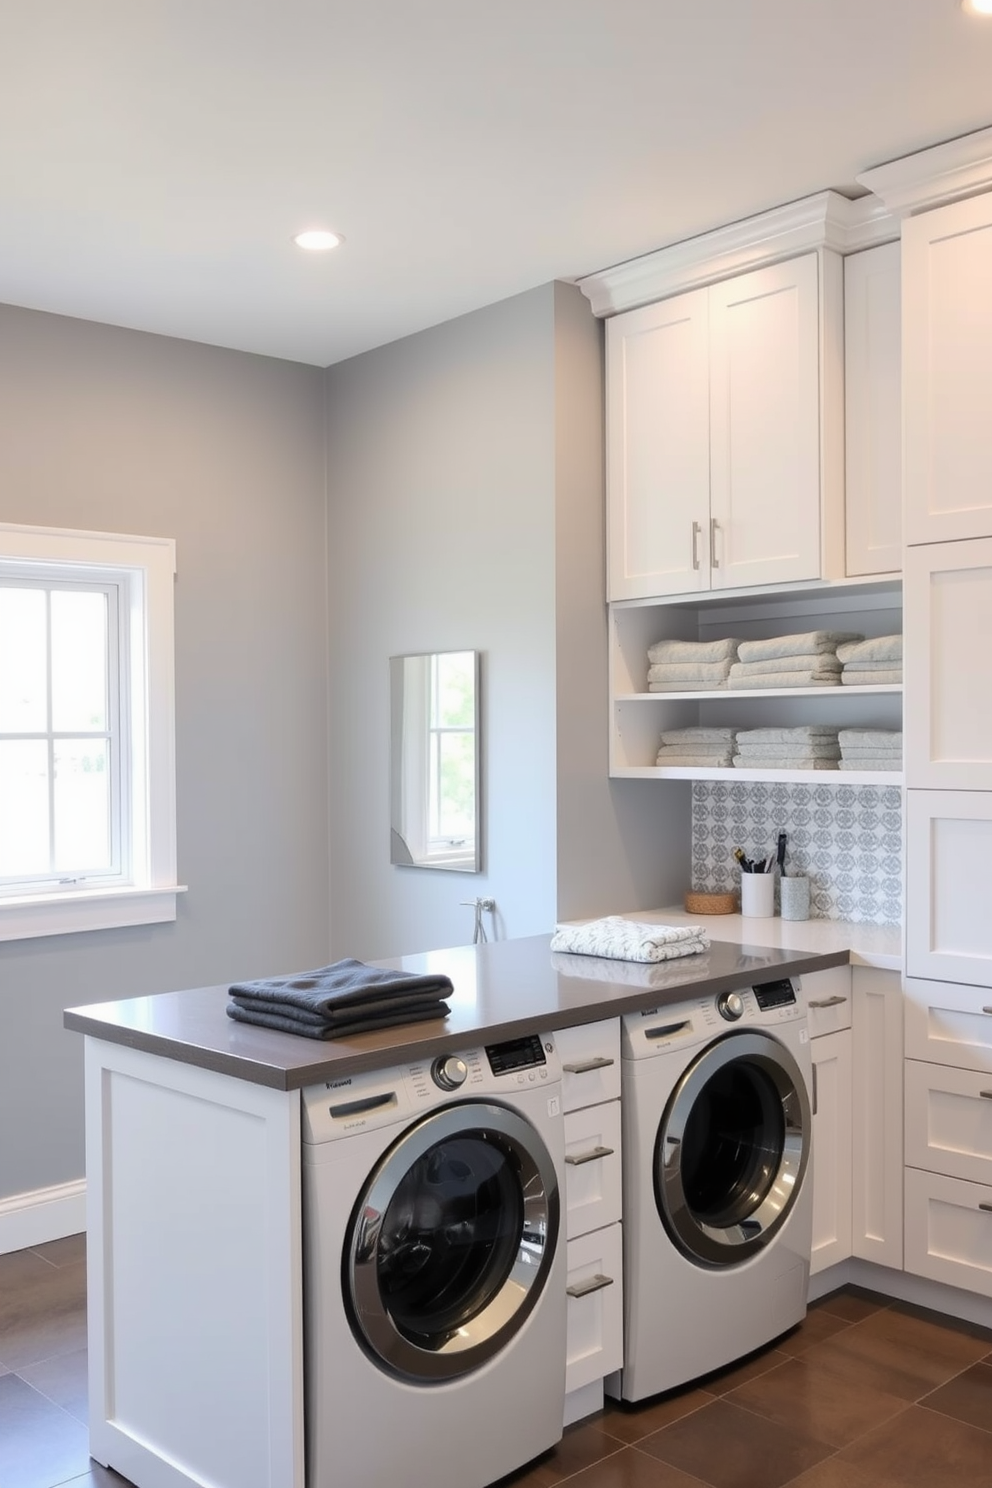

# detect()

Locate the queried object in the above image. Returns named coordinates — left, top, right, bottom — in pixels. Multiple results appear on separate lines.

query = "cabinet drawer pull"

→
left=710, top=517, right=720, bottom=567
left=808, top=995, right=847, bottom=1009
left=691, top=520, right=702, bottom=570
left=565, top=1145, right=615, bottom=1167
left=980, top=1091, right=992, bottom=1101
left=980, top=1203, right=992, bottom=1214
left=812, top=1062, right=818, bottom=1117
left=567, top=1272, right=615, bottom=1299
left=562, top=1056, right=615, bottom=1075
left=984, top=1007, right=992, bottom=1016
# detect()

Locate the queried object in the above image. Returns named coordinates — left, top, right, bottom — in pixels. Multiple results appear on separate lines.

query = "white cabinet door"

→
left=904, top=1167, right=992, bottom=1297
left=904, top=539, right=992, bottom=790
left=845, top=243, right=902, bottom=577
left=906, top=790, right=992, bottom=987
left=810, top=1028, right=853, bottom=1274
left=565, top=1222, right=624, bottom=1395
left=903, top=193, right=992, bottom=545
left=709, top=253, right=824, bottom=590
left=563, top=1099, right=622, bottom=1241
left=851, top=967, right=904, bottom=1269
left=606, top=290, right=710, bottom=599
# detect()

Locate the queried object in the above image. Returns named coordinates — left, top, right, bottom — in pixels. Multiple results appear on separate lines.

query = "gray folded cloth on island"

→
left=733, top=755, right=840, bottom=770
left=738, top=726, right=839, bottom=744
left=659, top=726, right=736, bottom=744
left=729, top=653, right=841, bottom=677
left=836, top=635, right=903, bottom=664
left=841, top=669, right=902, bottom=685
left=648, top=637, right=740, bottom=664
left=737, top=631, right=863, bottom=663
left=228, top=958, right=454, bottom=1038
left=730, top=669, right=841, bottom=688
left=227, top=999, right=450, bottom=1039
left=838, top=729, right=903, bottom=749
left=647, top=660, right=733, bottom=684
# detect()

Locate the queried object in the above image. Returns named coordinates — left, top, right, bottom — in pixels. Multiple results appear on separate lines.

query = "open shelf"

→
left=613, top=765, right=903, bottom=785
left=618, top=685, right=902, bottom=702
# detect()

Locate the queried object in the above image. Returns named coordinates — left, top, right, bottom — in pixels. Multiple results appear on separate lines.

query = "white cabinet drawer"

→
left=564, top=1100, right=622, bottom=1239
left=799, top=967, right=852, bottom=1038
left=906, top=1060, right=992, bottom=1186
left=904, top=1166, right=992, bottom=1298
left=565, top=1222, right=624, bottom=1395
left=905, top=977, right=992, bottom=1074
left=556, top=1019, right=621, bottom=1113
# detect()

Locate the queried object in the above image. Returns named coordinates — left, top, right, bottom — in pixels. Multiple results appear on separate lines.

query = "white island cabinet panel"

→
left=84, top=1038, right=303, bottom=1488
left=906, top=791, right=992, bottom=988
left=903, top=192, right=992, bottom=546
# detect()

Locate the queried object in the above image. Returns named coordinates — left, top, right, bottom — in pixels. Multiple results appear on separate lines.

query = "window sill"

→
left=0, top=885, right=188, bottom=942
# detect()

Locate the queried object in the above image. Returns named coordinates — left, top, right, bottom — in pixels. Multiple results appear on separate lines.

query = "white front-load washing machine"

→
left=302, top=1031, right=566, bottom=1488
left=611, top=975, right=814, bottom=1402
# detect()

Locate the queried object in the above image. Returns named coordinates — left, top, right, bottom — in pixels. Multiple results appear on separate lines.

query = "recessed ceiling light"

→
left=292, top=229, right=343, bottom=251
left=963, top=0, right=992, bottom=15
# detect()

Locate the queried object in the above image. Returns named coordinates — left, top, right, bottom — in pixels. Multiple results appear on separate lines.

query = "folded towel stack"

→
left=646, top=636, right=739, bottom=692
left=727, top=631, right=863, bottom=690
left=227, top=959, right=453, bottom=1039
left=838, top=728, right=903, bottom=772
left=837, top=634, right=903, bottom=687
left=733, top=725, right=841, bottom=771
left=655, top=726, right=736, bottom=768
left=549, top=917, right=710, bottom=963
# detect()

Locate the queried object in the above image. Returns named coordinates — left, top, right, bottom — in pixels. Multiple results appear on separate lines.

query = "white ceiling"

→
left=3, top=1, right=991, bottom=367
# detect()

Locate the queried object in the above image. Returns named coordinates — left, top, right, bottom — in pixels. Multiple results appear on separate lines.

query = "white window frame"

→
left=0, top=523, right=183, bottom=941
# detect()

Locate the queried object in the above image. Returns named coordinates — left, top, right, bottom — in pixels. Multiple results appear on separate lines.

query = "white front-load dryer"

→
left=302, top=1032, right=566, bottom=1488
left=611, top=975, right=814, bottom=1402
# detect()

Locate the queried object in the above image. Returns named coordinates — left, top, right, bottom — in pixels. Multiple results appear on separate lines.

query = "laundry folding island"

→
left=64, top=931, right=849, bottom=1488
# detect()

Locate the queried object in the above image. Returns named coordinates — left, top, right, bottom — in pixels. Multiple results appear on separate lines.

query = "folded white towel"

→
left=737, top=631, right=863, bottom=663
left=729, top=654, right=841, bottom=677
left=841, top=669, right=902, bottom=686
left=656, top=752, right=735, bottom=767
left=730, top=670, right=841, bottom=689
left=648, top=637, right=740, bottom=664
left=657, top=740, right=735, bottom=757
left=733, top=755, right=840, bottom=770
left=648, top=680, right=728, bottom=692
left=736, top=743, right=841, bottom=759
left=836, top=634, right=903, bottom=664
left=842, top=659, right=904, bottom=672
left=837, top=752, right=902, bottom=763
left=738, top=726, right=839, bottom=744
left=659, top=727, right=736, bottom=745
left=838, top=729, right=903, bottom=748
left=838, top=759, right=903, bottom=771
left=647, top=660, right=733, bottom=683
left=549, top=918, right=710, bottom=963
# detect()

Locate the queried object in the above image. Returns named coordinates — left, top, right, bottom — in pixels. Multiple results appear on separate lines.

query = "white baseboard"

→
left=0, top=1178, right=86, bottom=1255
left=810, top=1256, right=992, bottom=1331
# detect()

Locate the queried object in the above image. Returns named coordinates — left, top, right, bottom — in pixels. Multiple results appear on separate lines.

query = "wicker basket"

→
left=684, top=890, right=739, bottom=916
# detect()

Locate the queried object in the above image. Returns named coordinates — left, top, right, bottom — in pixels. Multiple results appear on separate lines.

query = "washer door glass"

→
left=655, top=1031, right=810, bottom=1266
left=345, top=1101, right=559, bottom=1381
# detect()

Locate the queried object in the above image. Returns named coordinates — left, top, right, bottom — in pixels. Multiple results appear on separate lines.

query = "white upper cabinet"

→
left=606, top=251, right=841, bottom=601
left=844, top=243, right=902, bottom=576
left=903, top=192, right=992, bottom=546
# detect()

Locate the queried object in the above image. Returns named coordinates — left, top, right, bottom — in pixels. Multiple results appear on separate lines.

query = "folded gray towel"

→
left=737, top=726, right=839, bottom=744
left=734, top=755, right=840, bottom=770
left=838, top=729, right=903, bottom=748
left=729, top=654, right=841, bottom=677
left=226, top=1001, right=449, bottom=1039
left=838, top=759, right=903, bottom=772
left=841, top=669, right=902, bottom=685
left=836, top=634, right=903, bottom=664
left=230, top=958, right=455, bottom=1013
left=737, top=631, right=863, bottom=663
left=730, top=670, right=841, bottom=689
left=230, top=989, right=450, bottom=1027
left=647, top=660, right=733, bottom=683
left=648, top=637, right=740, bottom=664
left=659, top=727, right=736, bottom=744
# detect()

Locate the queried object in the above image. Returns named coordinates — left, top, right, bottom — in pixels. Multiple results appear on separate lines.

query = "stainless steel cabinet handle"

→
left=691, top=520, right=701, bottom=570
left=811, top=1063, right=818, bottom=1117
left=808, top=996, right=848, bottom=1009
left=710, top=517, right=720, bottom=567
left=565, top=1145, right=615, bottom=1167
left=984, top=1007, right=992, bottom=1016
left=980, top=1202, right=992, bottom=1214
left=980, top=1091, right=992, bottom=1100
left=562, top=1056, right=615, bottom=1074
left=566, top=1273, right=615, bottom=1299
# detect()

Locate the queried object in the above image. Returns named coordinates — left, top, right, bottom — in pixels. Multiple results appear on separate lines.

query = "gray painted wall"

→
left=0, top=304, right=330, bottom=1200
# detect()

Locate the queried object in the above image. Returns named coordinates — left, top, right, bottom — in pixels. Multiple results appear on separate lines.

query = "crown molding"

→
left=576, top=191, right=897, bottom=318
left=857, top=125, right=992, bottom=216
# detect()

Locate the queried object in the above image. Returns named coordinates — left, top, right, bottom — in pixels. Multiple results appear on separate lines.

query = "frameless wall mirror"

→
left=390, top=649, right=481, bottom=872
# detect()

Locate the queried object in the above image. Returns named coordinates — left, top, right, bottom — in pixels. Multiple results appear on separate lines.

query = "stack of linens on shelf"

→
left=734, top=725, right=841, bottom=771
left=227, top=958, right=453, bottom=1039
left=646, top=636, right=739, bottom=691
left=838, top=729, right=903, bottom=771
left=727, top=631, right=863, bottom=689
left=838, top=635, right=903, bottom=686
left=655, top=726, right=736, bottom=768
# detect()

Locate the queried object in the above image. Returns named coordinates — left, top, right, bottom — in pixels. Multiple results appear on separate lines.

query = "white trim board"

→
left=0, top=1179, right=86, bottom=1255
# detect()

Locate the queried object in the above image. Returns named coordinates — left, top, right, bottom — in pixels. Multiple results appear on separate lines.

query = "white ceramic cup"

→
left=780, top=875, right=811, bottom=921
left=740, top=870, right=775, bottom=918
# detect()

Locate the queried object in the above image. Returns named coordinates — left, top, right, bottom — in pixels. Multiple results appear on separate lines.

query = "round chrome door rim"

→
left=654, top=1030, right=811, bottom=1267
left=345, top=1100, right=560, bottom=1382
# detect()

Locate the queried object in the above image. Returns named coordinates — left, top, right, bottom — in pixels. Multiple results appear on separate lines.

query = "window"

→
left=0, top=524, right=181, bottom=941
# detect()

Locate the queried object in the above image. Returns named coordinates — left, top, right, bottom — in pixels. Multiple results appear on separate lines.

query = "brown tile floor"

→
left=2, top=1243, right=991, bottom=1488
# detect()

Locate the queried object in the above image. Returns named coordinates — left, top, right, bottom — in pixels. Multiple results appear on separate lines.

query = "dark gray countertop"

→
left=63, top=933, right=849, bottom=1090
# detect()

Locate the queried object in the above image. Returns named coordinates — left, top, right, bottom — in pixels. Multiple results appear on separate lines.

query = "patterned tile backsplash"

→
left=691, top=781, right=903, bottom=926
